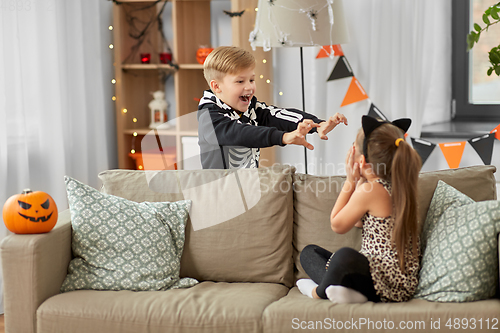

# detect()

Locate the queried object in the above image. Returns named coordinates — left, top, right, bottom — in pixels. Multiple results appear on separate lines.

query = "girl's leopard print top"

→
left=359, top=178, right=420, bottom=302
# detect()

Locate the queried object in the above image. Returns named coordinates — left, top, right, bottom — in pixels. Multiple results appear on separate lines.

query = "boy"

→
left=198, top=46, right=347, bottom=169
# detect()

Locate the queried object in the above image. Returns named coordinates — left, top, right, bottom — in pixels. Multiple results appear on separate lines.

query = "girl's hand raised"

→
left=345, top=145, right=361, bottom=184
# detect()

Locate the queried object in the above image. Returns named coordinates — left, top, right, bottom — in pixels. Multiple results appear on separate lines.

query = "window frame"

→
left=452, top=0, right=500, bottom=121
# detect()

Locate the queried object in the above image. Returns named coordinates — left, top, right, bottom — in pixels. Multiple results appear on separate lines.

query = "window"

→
left=452, top=0, right=500, bottom=120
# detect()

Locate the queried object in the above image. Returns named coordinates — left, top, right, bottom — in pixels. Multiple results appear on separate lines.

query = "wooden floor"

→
left=0, top=315, right=4, bottom=333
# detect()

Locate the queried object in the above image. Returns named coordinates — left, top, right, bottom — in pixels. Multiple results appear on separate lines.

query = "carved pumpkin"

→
left=196, top=47, right=214, bottom=65
left=2, top=189, right=58, bottom=234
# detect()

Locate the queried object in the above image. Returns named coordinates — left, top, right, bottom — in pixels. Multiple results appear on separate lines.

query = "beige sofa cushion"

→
left=263, top=287, right=500, bottom=333
left=292, top=173, right=361, bottom=280
left=99, top=165, right=295, bottom=287
left=417, top=165, right=497, bottom=226
left=37, top=282, right=289, bottom=333
left=292, top=165, right=497, bottom=280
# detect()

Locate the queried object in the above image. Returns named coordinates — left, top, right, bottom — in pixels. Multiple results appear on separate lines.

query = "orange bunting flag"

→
left=341, top=77, right=369, bottom=107
left=490, top=124, right=500, bottom=140
left=316, top=45, right=344, bottom=58
left=439, top=141, right=466, bottom=169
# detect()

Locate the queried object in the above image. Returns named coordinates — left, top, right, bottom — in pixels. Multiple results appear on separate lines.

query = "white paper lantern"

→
left=148, top=91, right=168, bottom=129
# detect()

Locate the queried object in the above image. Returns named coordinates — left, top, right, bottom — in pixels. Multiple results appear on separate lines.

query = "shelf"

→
left=178, top=64, right=203, bottom=70
left=421, top=120, right=499, bottom=139
left=124, top=127, right=177, bottom=136
left=123, top=125, right=198, bottom=137
left=121, top=64, right=177, bottom=74
left=120, top=63, right=201, bottom=71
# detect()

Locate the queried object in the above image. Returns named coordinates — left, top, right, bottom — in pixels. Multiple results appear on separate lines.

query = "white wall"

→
left=270, top=0, right=452, bottom=175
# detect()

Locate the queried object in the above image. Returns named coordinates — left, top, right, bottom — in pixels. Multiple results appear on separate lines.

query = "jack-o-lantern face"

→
left=17, top=197, right=54, bottom=222
left=196, top=47, right=214, bottom=65
left=2, top=189, right=58, bottom=234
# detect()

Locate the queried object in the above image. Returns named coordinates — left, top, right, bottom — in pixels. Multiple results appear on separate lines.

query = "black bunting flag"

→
left=468, top=133, right=495, bottom=165
left=367, top=103, right=389, bottom=121
left=411, top=138, right=436, bottom=166
left=223, top=10, right=245, bottom=17
left=327, top=56, right=354, bottom=81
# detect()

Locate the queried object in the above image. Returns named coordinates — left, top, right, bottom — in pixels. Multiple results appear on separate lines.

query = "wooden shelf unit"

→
left=113, top=0, right=211, bottom=170
left=113, top=0, right=274, bottom=170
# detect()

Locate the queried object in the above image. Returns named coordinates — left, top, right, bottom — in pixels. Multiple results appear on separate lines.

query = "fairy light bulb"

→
left=279, top=92, right=283, bottom=96
left=133, top=132, right=138, bottom=137
left=112, top=96, right=116, bottom=101
left=255, top=7, right=258, bottom=12
left=111, top=79, right=116, bottom=84
left=132, top=118, right=138, bottom=123
left=131, top=149, right=136, bottom=154
left=262, top=59, right=267, bottom=64
left=138, top=165, right=143, bottom=170
left=260, top=75, right=264, bottom=79
left=109, top=44, right=114, bottom=49
left=108, top=25, right=113, bottom=31
left=122, top=108, right=127, bottom=114
left=266, top=79, right=271, bottom=84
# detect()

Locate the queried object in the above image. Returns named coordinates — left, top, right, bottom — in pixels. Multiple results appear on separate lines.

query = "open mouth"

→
left=18, top=212, right=53, bottom=222
left=240, top=94, right=252, bottom=103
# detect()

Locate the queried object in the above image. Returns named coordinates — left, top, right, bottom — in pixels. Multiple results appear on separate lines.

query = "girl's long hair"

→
left=357, top=124, right=422, bottom=272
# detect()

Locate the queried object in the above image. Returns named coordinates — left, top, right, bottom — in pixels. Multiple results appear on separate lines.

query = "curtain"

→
left=0, top=1, right=115, bottom=313
left=274, top=0, right=452, bottom=175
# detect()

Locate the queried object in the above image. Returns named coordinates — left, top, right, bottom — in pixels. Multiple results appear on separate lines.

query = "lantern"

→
left=2, top=189, right=58, bottom=234
left=148, top=90, right=168, bottom=129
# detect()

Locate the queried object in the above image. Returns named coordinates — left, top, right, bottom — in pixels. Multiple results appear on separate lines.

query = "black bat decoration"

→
left=223, top=10, right=245, bottom=17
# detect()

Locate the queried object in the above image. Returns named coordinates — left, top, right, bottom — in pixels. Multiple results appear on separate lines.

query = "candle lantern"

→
left=160, top=52, right=172, bottom=64
left=148, top=90, right=168, bottom=128
left=140, top=53, right=151, bottom=64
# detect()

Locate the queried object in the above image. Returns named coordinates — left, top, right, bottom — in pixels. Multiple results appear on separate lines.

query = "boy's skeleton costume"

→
left=197, top=90, right=322, bottom=169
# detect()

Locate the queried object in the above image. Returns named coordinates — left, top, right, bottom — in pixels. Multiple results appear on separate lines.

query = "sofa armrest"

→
left=1, top=209, right=72, bottom=333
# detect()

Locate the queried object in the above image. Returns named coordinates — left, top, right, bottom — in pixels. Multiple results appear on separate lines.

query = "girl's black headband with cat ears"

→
left=362, top=115, right=412, bottom=162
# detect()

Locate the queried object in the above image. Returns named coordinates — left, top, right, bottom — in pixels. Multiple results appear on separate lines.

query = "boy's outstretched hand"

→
left=282, top=119, right=319, bottom=150
left=317, top=113, right=348, bottom=140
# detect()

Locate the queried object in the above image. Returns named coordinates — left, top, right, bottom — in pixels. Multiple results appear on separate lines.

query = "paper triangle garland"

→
left=468, top=133, right=495, bottom=165
left=328, top=56, right=354, bottom=81
left=367, top=103, right=388, bottom=121
left=316, top=45, right=344, bottom=58
left=341, top=77, right=369, bottom=107
left=411, top=138, right=436, bottom=166
left=490, top=124, right=500, bottom=140
left=439, top=141, right=466, bottom=169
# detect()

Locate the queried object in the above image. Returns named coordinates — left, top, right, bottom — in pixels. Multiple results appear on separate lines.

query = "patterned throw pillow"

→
left=61, top=176, right=198, bottom=292
left=415, top=180, right=500, bottom=302
left=419, top=180, right=475, bottom=254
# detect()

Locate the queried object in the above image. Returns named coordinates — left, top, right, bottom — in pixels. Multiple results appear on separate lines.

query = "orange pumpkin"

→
left=196, top=47, right=214, bottom=64
left=2, top=189, right=58, bottom=234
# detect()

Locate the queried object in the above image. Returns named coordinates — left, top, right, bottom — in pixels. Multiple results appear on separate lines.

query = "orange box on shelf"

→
left=129, top=147, right=177, bottom=170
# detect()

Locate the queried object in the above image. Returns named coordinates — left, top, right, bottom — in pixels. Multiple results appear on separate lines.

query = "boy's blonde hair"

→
left=203, top=46, right=256, bottom=85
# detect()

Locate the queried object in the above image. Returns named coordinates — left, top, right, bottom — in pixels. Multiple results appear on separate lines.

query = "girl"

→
left=297, top=115, right=422, bottom=303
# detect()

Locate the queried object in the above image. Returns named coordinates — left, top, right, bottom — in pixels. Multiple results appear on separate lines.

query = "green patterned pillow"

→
left=419, top=180, right=475, bottom=254
left=61, top=176, right=198, bottom=292
left=415, top=180, right=500, bottom=302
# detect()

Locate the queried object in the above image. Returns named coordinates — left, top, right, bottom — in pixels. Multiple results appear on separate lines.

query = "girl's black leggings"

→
left=299, top=245, right=380, bottom=302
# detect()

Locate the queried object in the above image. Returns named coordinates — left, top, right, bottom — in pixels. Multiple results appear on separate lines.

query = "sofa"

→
left=2, top=164, right=500, bottom=333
